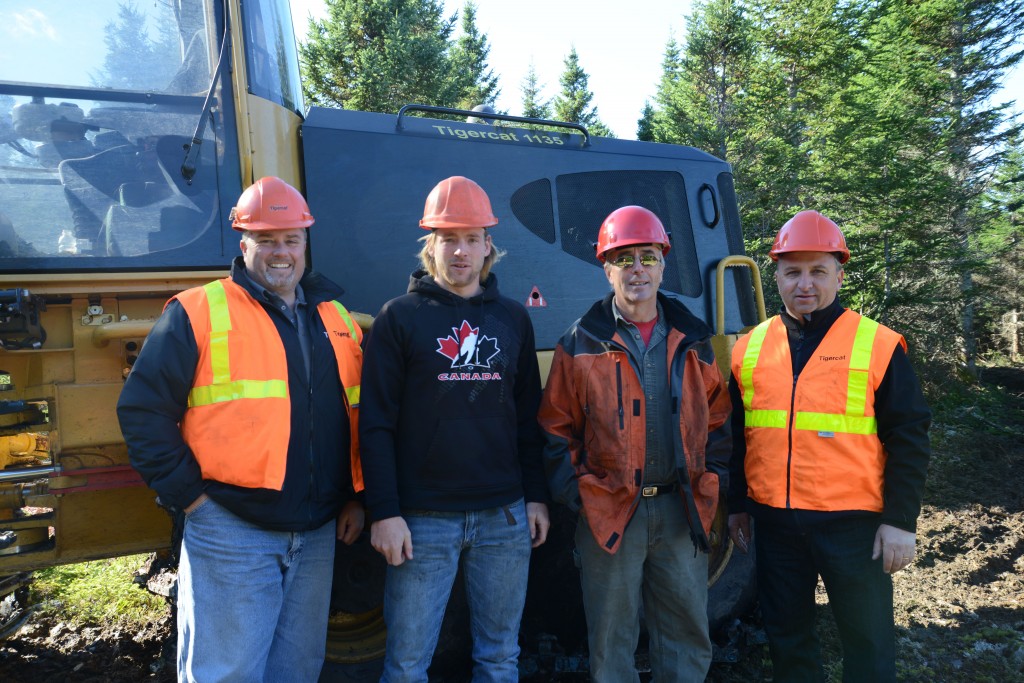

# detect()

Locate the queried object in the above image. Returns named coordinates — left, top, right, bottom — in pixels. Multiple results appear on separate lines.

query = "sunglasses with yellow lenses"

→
left=608, top=253, right=662, bottom=269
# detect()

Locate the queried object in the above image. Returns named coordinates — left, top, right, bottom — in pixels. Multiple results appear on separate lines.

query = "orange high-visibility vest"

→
left=175, top=278, right=364, bottom=492
left=731, top=310, right=905, bottom=512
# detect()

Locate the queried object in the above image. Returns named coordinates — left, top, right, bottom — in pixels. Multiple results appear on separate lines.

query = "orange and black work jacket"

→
left=118, top=258, right=363, bottom=531
left=727, top=299, right=931, bottom=532
left=539, top=292, right=731, bottom=554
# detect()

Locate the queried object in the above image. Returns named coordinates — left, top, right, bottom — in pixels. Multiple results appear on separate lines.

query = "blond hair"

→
left=417, top=230, right=505, bottom=281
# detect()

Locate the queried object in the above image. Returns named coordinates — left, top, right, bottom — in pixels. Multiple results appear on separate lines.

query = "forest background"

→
left=297, top=0, right=1024, bottom=390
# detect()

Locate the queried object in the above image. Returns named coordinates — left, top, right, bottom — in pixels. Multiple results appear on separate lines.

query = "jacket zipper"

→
left=615, top=358, right=624, bottom=430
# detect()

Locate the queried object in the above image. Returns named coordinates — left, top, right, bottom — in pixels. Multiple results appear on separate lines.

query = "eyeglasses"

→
left=608, top=253, right=662, bottom=269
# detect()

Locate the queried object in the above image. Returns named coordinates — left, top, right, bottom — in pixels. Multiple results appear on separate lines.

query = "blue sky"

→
left=291, top=0, right=1024, bottom=141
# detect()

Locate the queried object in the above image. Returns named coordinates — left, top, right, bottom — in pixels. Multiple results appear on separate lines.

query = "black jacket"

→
left=117, top=257, right=357, bottom=531
left=360, top=270, right=547, bottom=522
left=728, top=298, right=932, bottom=532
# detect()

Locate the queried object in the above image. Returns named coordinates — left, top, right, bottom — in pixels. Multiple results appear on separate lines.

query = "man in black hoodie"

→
left=361, top=176, right=549, bottom=682
left=117, top=177, right=364, bottom=682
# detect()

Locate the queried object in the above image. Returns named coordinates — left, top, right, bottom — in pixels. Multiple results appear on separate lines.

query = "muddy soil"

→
left=1, top=368, right=1022, bottom=682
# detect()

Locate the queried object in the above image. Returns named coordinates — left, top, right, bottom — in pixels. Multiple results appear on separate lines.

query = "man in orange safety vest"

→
left=118, top=177, right=364, bottom=682
left=728, top=210, right=931, bottom=683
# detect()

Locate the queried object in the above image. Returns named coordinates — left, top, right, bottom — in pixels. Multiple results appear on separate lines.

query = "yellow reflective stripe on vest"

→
left=189, top=378, right=289, bottom=406
left=845, top=317, right=878, bottom=418
left=187, top=281, right=289, bottom=409
left=743, top=314, right=881, bottom=436
left=329, top=300, right=359, bottom=339
left=740, top=320, right=772, bottom=412
left=204, top=280, right=232, bottom=386
left=325, top=300, right=361, bottom=408
left=793, top=315, right=879, bottom=435
left=794, top=411, right=877, bottom=435
left=745, top=408, right=788, bottom=428
left=741, top=319, right=787, bottom=428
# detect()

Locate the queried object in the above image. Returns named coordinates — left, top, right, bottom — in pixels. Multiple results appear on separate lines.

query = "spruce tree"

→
left=552, top=48, right=613, bottom=137
left=520, top=62, right=551, bottom=120
left=449, top=2, right=500, bottom=110
left=299, top=0, right=458, bottom=112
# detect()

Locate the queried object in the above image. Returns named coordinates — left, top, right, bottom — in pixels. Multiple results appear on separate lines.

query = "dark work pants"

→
left=755, top=514, right=896, bottom=683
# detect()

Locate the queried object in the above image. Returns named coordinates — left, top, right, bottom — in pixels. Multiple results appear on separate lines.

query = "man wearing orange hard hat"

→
left=728, top=210, right=931, bottom=682
left=540, top=205, right=732, bottom=682
left=360, top=176, right=549, bottom=681
left=118, top=177, right=364, bottom=681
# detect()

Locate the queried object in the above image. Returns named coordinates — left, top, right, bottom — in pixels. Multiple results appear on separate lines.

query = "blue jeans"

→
left=177, top=497, right=335, bottom=683
left=380, top=499, right=533, bottom=683
left=576, top=493, right=711, bottom=683
left=755, top=514, right=895, bottom=683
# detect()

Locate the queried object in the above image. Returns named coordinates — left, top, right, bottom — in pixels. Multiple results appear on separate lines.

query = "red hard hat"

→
left=231, top=176, right=314, bottom=232
left=420, top=176, right=498, bottom=230
left=770, top=210, right=850, bottom=264
left=595, top=205, right=671, bottom=262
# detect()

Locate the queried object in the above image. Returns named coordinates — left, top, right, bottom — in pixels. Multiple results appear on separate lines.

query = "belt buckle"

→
left=641, top=485, right=657, bottom=497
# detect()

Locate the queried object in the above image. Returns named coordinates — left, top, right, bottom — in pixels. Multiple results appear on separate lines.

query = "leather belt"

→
left=640, top=482, right=678, bottom=497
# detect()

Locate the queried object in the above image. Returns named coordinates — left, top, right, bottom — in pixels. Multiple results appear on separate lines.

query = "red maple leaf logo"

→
left=436, top=321, right=478, bottom=361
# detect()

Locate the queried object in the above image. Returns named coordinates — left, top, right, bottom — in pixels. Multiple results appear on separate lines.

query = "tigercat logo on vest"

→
left=436, top=320, right=502, bottom=381
left=819, top=354, right=847, bottom=362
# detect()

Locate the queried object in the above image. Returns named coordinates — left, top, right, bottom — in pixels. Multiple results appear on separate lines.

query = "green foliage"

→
left=448, top=2, right=500, bottom=109
left=92, top=1, right=180, bottom=91
left=648, top=0, right=1024, bottom=368
left=636, top=101, right=655, bottom=142
left=520, top=62, right=551, bottom=120
left=300, top=0, right=497, bottom=113
left=552, top=48, right=614, bottom=138
left=31, top=556, right=167, bottom=629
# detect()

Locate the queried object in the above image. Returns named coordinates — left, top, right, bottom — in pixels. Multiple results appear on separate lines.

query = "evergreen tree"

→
left=976, top=133, right=1024, bottom=359
left=92, top=2, right=179, bottom=91
left=652, top=2, right=753, bottom=160
left=917, top=0, right=1024, bottom=373
left=520, top=62, right=551, bottom=120
left=299, top=0, right=459, bottom=112
left=449, top=2, right=500, bottom=109
left=637, top=101, right=655, bottom=142
left=552, top=48, right=613, bottom=137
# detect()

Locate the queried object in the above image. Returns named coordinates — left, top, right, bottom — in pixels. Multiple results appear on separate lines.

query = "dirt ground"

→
left=1, top=368, right=1022, bottom=682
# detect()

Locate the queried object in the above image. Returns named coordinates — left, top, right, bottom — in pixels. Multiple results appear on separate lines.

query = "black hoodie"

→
left=360, top=270, right=548, bottom=522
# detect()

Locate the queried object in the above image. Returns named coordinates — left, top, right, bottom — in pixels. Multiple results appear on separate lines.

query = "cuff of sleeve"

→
left=880, top=515, right=917, bottom=533
left=158, top=481, right=206, bottom=516
left=368, top=499, right=402, bottom=523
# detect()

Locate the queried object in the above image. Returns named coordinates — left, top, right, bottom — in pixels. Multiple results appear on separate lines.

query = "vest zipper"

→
left=786, top=328, right=805, bottom=509
left=308, top=333, right=316, bottom=528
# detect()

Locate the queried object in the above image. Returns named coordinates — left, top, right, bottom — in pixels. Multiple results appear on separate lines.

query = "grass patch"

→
left=29, top=555, right=168, bottom=630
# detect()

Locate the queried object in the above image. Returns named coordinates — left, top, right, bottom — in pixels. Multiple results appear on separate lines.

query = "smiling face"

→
left=239, top=228, right=307, bottom=304
left=604, top=244, right=664, bottom=321
left=775, top=251, right=844, bottom=319
left=427, top=227, right=492, bottom=298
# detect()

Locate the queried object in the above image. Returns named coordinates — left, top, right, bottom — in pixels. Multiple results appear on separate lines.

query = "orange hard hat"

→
left=770, top=210, right=849, bottom=264
left=595, top=205, right=671, bottom=262
left=231, top=176, right=314, bottom=232
left=420, top=176, right=498, bottom=230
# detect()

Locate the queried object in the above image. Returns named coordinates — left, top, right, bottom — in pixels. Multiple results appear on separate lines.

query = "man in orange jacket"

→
left=540, top=205, right=731, bottom=683
left=728, top=210, right=931, bottom=682
left=118, top=177, right=364, bottom=682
